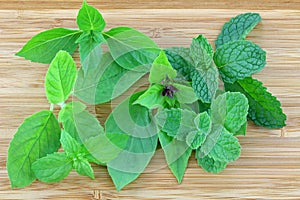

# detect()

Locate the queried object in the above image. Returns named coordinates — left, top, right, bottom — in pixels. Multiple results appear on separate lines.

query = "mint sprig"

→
left=9, top=1, right=287, bottom=191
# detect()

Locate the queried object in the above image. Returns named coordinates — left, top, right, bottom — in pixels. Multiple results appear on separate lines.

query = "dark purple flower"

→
left=162, top=85, right=178, bottom=98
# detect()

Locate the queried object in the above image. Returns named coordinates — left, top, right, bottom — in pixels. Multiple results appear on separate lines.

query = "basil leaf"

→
left=158, top=131, right=192, bottom=183
left=173, top=83, right=198, bottom=104
left=16, top=28, right=81, bottom=64
left=134, top=84, right=165, bottom=109
left=215, top=13, right=262, bottom=49
left=149, top=51, right=177, bottom=84
left=73, top=158, right=95, bottom=179
left=32, top=152, right=73, bottom=183
left=45, top=51, right=77, bottom=104
left=155, top=108, right=197, bottom=141
left=214, top=40, right=266, bottom=83
left=7, top=110, right=61, bottom=188
left=224, top=77, right=286, bottom=128
left=103, top=27, right=160, bottom=72
left=74, top=52, right=145, bottom=104
left=165, top=47, right=194, bottom=81
left=58, top=102, right=104, bottom=143
left=105, top=91, right=158, bottom=191
left=76, top=0, right=106, bottom=32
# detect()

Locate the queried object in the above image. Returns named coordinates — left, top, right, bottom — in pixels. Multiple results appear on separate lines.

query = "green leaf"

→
left=234, top=122, right=247, bottom=136
left=103, top=27, right=160, bottom=72
left=190, top=35, right=214, bottom=70
left=7, top=110, right=61, bottom=188
left=224, top=77, right=286, bottom=128
left=76, top=0, right=106, bottom=31
left=173, top=83, right=198, bottom=104
left=158, top=131, right=192, bottom=183
left=73, top=158, right=95, bottom=179
left=214, top=40, right=266, bottom=83
left=83, top=133, right=129, bottom=164
left=194, top=112, right=211, bottom=134
left=45, top=51, right=77, bottom=104
left=58, top=102, right=104, bottom=143
left=134, top=84, right=164, bottom=109
left=60, top=131, right=82, bottom=156
left=155, top=108, right=197, bottom=141
left=76, top=31, right=105, bottom=64
left=74, top=52, right=145, bottom=104
left=32, top=152, right=73, bottom=183
left=149, top=51, right=177, bottom=84
left=16, top=28, right=81, bottom=64
left=105, top=91, right=158, bottom=190
left=196, top=152, right=227, bottom=174
left=165, top=47, right=194, bottom=81
left=215, top=13, right=262, bottom=49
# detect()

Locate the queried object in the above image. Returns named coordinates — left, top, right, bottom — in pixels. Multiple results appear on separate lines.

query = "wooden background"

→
left=1, top=0, right=300, bottom=199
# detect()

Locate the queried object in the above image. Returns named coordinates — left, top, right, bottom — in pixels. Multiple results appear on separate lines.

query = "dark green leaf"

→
left=196, top=152, right=227, bottom=174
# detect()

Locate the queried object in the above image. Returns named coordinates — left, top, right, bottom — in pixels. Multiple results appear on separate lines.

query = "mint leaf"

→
left=165, top=47, right=194, bottom=80
left=73, top=158, right=95, bottom=179
left=194, top=112, right=211, bottom=134
left=45, top=51, right=77, bottom=104
left=74, top=52, right=145, bottom=104
left=76, top=0, right=106, bottom=32
left=158, top=131, right=192, bottom=183
left=58, top=102, right=104, bottom=143
left=196, top=153, right=227, bottom=174
left=224, top=77, right=286, bottom=128
left=103, top=27, right=160, bottom=72
left=16, top=28, right=81, bottom=64
left=214, top=40, right=266, bottom=83
left=134, top=85, right=165, bottom=109
left=149, top=51, right=177, bottom=84
left=190, top=35, right=214, bottom=69
left=173, top=83, right=198, bottom=104
left=76, top=31, right=105, bottom=64
left=60, top=131, right=82, bottom=156
left=7, top=110, right=61, bottom=188
left=105, top=91, right=158, bottom=191
left=32, top=152, right=73, bottom=183
left=84, top=133, right=129, bottom=164
left=155, top=108, right=197, bottom=141
left=215, top=13, right=262, bottom=49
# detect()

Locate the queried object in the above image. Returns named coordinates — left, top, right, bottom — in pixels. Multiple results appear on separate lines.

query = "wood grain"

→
left=1, top=1, right=300, bottom=199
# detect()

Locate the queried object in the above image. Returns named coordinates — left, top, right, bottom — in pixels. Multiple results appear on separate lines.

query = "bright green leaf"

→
left=215, top=13, right=262, bottom=49
left=224, top=77, right=286, bottom=128
left=16, top=28, right=81, bottom=64
left=103, top=27, right=160, bottom=72
left=134, top=84, right=164, bottom=109
left=173, top=83, right=198, bottom=104
left=196, top=152, right=227, bottom=174
left=32, top=152, right=73, bottom=183
left=149, top=51, right=177, bottom=84
left=158, top=131, right=192, bottom=183
left=7, top=110, right=61, bottom=188
left=60, top=130, right=82, bottom=156
left=214, top=40, right=266, bottom=83
left=76, top=0, right=106, bottom=31
left=45, top=50, right=77, bottom=104
left=73, top=158, right=95, bottom=179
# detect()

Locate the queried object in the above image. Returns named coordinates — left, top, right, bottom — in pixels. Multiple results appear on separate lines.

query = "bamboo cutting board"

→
left=1, top=1, right=300, bottom=199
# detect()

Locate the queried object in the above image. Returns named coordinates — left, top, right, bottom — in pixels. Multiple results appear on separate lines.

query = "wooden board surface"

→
left=1, top=1, right=300, bottom=199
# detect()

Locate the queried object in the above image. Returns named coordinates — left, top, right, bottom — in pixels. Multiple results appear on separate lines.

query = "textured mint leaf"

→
left=73, top=158, right=95, bottom=179
left=76, top=0, right=106, bottom=31
left=194, top=112, right=211, bottom=134
left=32, top=152, right=72, bottom=183
left=235, top=122, right=247, bottom=136
left=76, top=31, right=105, bottom=64
left=103, top=27, right=160, bottom=72
left=74, top=52, right=145, bottom=104
left=155, top=108, right=197, bottom=141
left=214, top=40, right=266, bottom=83
left=173, top=83, right=198, bottom=104
left=45, top=51, right=77, bottom=104
left=224, top=77, right=286, bottom=128
left=84, top=133, right=129, bottom=164
left=7, top=110, right=61, bottom=188
left=215, top=13, right=262, bottom=49
left=60, top=131, right=82, bottom=157
left=134, top=84, right=164, bottom=109
left=186, top=130, right=206, bottom=150
left=149, top=51, right=177, bottom=84
left=158, top=131, right=192, bottom=183
left=190, top=35, right=214, bottom=69
left=196, top=152, right=227, bottom=174
left=165, top=47, right=194, bottom=80
left=105, top=91, right=158, bottom=191
left=16, top=28, right=81, bottom=64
